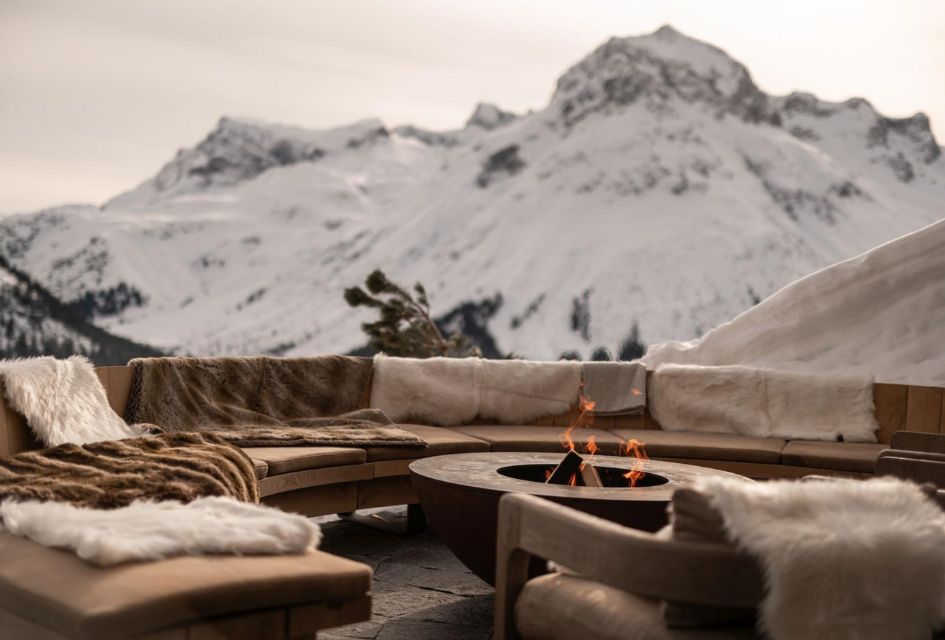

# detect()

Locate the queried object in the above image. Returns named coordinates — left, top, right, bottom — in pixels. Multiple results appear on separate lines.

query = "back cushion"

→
left=662, top=488, right=758, bottom=628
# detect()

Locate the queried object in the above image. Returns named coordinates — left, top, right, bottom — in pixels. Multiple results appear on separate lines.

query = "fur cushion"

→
left=697, top=476, right=945, bottom=640
left=370, top=355, right=482, bottom=426
left=0, top=356, right=144, bottom=446
left=650, top=364, right=878, bottom=442
left=0, top=496, right=320, bottom=566
left=370, top=355, right=582, bottom=426
left=479, top=359, right=581, bottom=424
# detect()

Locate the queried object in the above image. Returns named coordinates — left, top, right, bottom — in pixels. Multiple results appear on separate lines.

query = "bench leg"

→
left=338, top=503, right=427, bottom=535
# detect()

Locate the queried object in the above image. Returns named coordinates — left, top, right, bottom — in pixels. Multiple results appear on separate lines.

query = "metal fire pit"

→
left=409, top=452, right=746, bottom=585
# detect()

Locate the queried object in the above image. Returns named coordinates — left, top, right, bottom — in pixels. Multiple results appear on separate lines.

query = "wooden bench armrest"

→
left=493, top=493, right=761, bottom=640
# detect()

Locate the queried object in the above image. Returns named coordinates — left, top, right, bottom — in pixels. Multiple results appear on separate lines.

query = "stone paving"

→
left=315, top=507, right=494, bottom=640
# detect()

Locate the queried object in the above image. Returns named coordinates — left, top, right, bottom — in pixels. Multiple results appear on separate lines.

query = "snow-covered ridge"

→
left=643, top=218, right=945, bottom=386
left=1, top=25, right=943, bottom=367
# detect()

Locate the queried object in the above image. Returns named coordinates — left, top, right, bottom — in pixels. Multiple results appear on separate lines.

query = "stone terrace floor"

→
left=314, top=507, right=494, bottom=640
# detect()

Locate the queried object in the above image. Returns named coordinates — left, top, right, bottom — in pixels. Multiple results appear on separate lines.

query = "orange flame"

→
left=560, top=383, right=596, bottom=452
left=622, top=438, right=649, bottom=487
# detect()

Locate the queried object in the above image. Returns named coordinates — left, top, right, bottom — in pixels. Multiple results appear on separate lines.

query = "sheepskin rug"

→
left=0, top=356, right=144, bottom=446
left=696, top=476, right=945, bottom=640
left=650, top=364, right=878, bottom=441
left=0, top=496, right=321, bottom=566
left=370, top=355, right=581, bottom=425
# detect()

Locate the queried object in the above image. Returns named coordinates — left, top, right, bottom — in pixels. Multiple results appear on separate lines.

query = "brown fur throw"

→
left=126, top=355, right=374, bottom=427
left=125, top=356, right=426, bottom=447
left=0, top=432, right=258, bottom=509
left=145, top=408, right=427, bottom=448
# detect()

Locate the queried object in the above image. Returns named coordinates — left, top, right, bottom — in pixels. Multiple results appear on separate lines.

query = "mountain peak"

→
left=551, top=25, right=770, bottom=126
left=466, top=102, right=518, bottom=130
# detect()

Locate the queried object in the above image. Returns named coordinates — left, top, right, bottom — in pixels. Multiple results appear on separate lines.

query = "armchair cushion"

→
left=516, top=572, right=759, bottom=640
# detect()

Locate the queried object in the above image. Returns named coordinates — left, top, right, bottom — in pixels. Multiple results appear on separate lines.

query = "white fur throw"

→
left=370, top=355, right=581, bottom=426
left=0, top=496, right=321, bottom=566
left=696, top=476, right=945, bottom=640
left=0, top=356, right=145, bottom=446
left=650, top=364, right=878, bottom=442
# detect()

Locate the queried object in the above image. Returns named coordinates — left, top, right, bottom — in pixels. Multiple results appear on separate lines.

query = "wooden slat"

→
left=258, top=463, right=373, bottom=497
left=95, top=365, right=134, bottom=418
left=906, top=385, right=944, bottom=433
left=289, top=597, right=372, bottom=637
left=0, top=379, right=40, bottom=457
left=873, top=383, right=909, bottom=444
left=611, top=414, right=645, bottom=430
left=188, top=609, right=286, bottom=640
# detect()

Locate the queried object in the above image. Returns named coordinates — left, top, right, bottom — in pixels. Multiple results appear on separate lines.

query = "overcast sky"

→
left=1, top=0, right=943, bottom=214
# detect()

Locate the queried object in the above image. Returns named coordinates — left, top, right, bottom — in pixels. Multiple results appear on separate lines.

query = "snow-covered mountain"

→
left=1, top=25, right=942, bottom=361
left=0, top=253, right=162, bottom=363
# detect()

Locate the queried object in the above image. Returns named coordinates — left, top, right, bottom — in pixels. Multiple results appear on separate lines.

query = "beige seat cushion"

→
left=0, top=533, right=371, bottom=640
left=362, top=424, right=489, bottom=462
left=781, top=440, right=887, bottom=473
left=242, top=446, right=366, bottom=475
left=515, top=573, right=759, bottom=640
left=452, top=425, right=625, bottom=454
left=252, top=458, right=268, bottom=479
left=612, top=429, right=785, bottom=464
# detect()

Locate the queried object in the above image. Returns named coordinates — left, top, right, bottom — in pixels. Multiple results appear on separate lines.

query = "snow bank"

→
left=643, top=219, right=945, bottom=386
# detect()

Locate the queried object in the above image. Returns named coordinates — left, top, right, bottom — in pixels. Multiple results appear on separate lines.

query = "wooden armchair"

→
left=494, top=493, right=763, bottom=640
left=877, top=431, right=945, bottom=505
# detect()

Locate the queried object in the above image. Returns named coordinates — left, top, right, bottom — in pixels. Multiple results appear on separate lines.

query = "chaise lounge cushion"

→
left=452, top=425, right=625, bottom=455
left=781, top=440, right=887, bottom=473
left=515, top=573, right=759, bottom=640
left=611, top=429, right=785, bottom=464
left=361, top=424, right=489, bottom=462
left=242, top=446, right=366, bottom=475
left=252, top=458, right=268, bottom=479
left=0, top=533, right=371, bottom=640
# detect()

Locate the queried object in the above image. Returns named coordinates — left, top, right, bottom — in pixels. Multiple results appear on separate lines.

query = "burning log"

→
left=546, top=449, right=584, bottom=485
left=579, top=461, right=603, bottom=487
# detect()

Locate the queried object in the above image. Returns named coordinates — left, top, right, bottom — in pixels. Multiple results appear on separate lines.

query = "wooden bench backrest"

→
left=1, top=365, right=943, bottom=457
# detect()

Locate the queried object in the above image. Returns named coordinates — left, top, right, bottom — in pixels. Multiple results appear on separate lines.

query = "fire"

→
left=622, top=438, right=649, bottom=487
left=546, top=383, right=650, bottom=489
left=559, top=383, right=596, bottom=452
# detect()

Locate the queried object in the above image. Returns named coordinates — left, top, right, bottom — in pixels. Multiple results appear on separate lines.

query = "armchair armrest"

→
left=494, top=493, right=762, bottom=640
left=877, top=452, right=945, bottom=490
left=889, top=431, right=945, bottom=454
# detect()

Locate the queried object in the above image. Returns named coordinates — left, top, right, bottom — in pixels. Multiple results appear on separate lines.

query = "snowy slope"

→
left=1, top=25, right=942, bottom=362
left=643, top=218, right=945, bottom=386
left=0, top=254, right=162, bottom=364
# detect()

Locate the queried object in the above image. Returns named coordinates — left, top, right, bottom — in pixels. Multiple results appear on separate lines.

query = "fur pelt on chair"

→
left=696, top=476, right=945, bottom=640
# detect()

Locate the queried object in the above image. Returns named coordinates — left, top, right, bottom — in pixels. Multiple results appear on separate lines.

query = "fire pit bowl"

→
left=409, top=452, right=747, bottom=585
